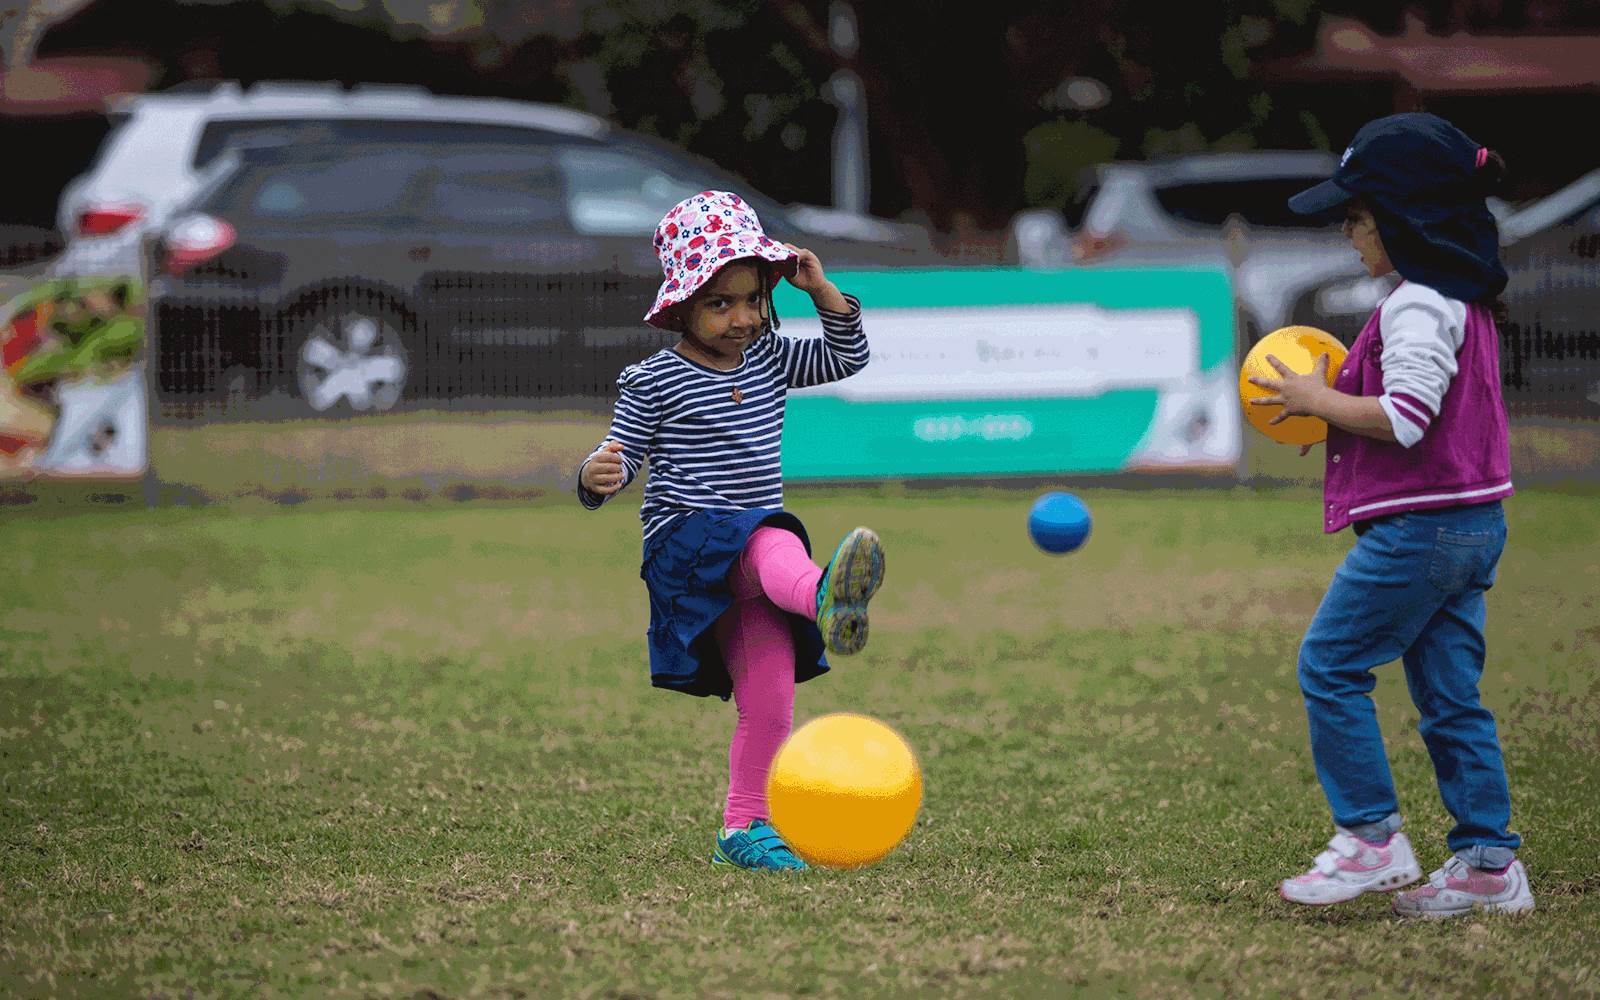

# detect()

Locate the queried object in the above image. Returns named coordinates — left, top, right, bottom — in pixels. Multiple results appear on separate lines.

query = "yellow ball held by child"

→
left=1238, top=325, right=1350, bottom=446
left=767, top=713, right=922, bottom=869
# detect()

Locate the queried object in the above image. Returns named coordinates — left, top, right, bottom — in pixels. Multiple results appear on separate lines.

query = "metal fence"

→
left=8, top=235, right=1599, bottom=427
left=154, top=283, right=1599, bottom=423
left=1500, top=235, right=1600, bottom=420
left=149, top=264, right=671, bottom=421
left=0, top=238, right=62, bottom=272
left=1288, top=229, right=1600, bottom=421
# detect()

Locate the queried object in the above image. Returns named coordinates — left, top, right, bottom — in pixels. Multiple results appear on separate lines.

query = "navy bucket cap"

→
left=1288, top=112, right=1507, bottom=302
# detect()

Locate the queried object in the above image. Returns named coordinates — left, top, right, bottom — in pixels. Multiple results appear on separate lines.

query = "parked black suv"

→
left=151, top=127, right=935, bottom=416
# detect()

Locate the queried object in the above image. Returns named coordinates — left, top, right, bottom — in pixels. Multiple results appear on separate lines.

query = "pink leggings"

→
left=714, top=526, right=822, bottom=829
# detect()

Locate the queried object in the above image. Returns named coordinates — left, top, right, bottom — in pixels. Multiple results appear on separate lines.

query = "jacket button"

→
left=1331, top=454, right=1341, bottom=463
left=1341, top=368, right=1349, bottom=376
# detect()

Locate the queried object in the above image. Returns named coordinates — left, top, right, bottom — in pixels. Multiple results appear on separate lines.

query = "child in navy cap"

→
left=1250, top=113, right=1532, bottom=918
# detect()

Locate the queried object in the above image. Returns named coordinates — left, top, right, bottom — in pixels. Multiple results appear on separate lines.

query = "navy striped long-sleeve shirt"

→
left=578, top=294, right=867, bottom=539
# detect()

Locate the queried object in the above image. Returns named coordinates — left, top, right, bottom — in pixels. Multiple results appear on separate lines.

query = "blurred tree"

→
left=569, top=0, right=832, bottom=193
left=1004, top=0, right=1333, bottom=219
left=191, top=1, right=844, bottom=211
left=1022, top=120, right=1119, bottom=211
left=1, top=0, right=96, bottom=70
left=32, top=0, right=1600, bottom=236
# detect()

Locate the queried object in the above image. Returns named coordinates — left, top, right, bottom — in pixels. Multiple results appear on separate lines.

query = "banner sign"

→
left=774, top=268, right=1240, bottom=479
left=1, top=276, right=148, bottom=480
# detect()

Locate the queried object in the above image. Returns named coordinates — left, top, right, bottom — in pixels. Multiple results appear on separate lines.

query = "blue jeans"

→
left=1298, top=501, right=1520, bottom=870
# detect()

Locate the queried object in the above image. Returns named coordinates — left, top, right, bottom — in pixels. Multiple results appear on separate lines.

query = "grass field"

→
left=3, top=485, right=1598, bottom=998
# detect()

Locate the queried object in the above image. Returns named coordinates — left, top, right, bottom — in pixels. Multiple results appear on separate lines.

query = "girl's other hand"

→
left=581, top=441, right=626, bottom=495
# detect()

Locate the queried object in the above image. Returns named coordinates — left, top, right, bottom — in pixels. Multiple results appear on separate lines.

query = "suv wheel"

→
left=291, top=301, right=410, bottom=413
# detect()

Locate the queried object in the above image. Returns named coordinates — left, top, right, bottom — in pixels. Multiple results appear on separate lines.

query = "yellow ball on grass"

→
left=767, top=713, right=922, bottom=869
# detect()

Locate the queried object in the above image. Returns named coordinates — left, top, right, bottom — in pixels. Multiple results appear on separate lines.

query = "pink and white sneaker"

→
left=1279, top=829, right=1423, bottom=906
left=1391, top=857, right=1535, bottom=919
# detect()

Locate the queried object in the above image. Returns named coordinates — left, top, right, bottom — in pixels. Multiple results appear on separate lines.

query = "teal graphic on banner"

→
left=773, top=268, right=1238, bottom=480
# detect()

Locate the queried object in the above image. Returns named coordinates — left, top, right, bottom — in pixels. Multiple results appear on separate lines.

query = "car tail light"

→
left=164, top=214, right=237, bottom=274
left=76, top=204, right=144, bottom=237
left=1070, top=229, right=1126, bottom=263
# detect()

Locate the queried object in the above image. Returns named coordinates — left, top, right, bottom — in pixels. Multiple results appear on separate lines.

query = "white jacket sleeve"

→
left=1377, top=283, right=1468, bottom=448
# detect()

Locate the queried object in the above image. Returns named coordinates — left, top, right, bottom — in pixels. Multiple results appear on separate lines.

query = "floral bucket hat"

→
left=644, top=190, right=798, bottom=330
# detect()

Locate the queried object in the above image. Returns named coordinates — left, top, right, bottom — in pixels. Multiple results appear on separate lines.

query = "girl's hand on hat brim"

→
left=784, top=244, right=849, bottom=312
left=783, top=245, right=827, bottom=293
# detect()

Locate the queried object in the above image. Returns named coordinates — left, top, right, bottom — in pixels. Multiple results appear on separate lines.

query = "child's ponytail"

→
left=1474, top=149, right=1509, bottom=198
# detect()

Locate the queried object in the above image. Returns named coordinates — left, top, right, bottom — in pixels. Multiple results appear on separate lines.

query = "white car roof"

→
left=1088, top=150, right=1339, bottom=186
left=1499, top=166, right=1600, bottom=244
left=109, top=81, right=610, bottom=141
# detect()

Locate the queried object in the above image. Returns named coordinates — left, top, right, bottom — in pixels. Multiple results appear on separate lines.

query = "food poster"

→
left=1, top=276, right=148, bottom=480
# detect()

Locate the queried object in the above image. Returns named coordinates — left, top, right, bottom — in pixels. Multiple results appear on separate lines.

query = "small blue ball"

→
left=1028, top=491, right=1092, bottom=555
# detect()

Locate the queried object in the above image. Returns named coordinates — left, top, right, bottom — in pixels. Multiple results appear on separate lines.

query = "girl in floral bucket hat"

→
left=576, top=190, right=885, bottom=872
left=1250, top=113, right=1533, bottom=918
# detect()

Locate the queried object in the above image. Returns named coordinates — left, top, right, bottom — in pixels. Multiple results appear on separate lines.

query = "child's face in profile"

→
left=1343, top=201, right=1396, bottom=279
left=674, top=260, right=769, bottom=367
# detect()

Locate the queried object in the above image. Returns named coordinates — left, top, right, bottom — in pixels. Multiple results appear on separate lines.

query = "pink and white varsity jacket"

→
left=1321, top=281, right=1514, bottom=533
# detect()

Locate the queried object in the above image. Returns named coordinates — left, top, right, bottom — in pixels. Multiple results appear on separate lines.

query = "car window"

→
left=555, top=144, right=794, bottom=237
left=423, top=150, right=567, bottom=229
left=207, top=151, right=427, bottom=220
left=1154, top=178, right=1338, bottom=230
left=556, top=146, right=713, bottom=236
left=192, top=119, right=568, bottom=168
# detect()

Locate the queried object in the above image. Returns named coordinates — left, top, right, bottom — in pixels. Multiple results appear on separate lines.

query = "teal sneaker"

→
left=712, top=819, right=809, bottom=871
left=815, top=526, right=885, bottom=655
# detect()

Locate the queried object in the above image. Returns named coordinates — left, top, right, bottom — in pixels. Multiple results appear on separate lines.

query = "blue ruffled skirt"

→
left=640, top=507, right=829, bottom=700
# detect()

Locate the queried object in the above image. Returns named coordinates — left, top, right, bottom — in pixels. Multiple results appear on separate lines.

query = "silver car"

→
left=1008, top=150, right=1367, bottom=342
left=52, top=80, right=932, bottom=279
